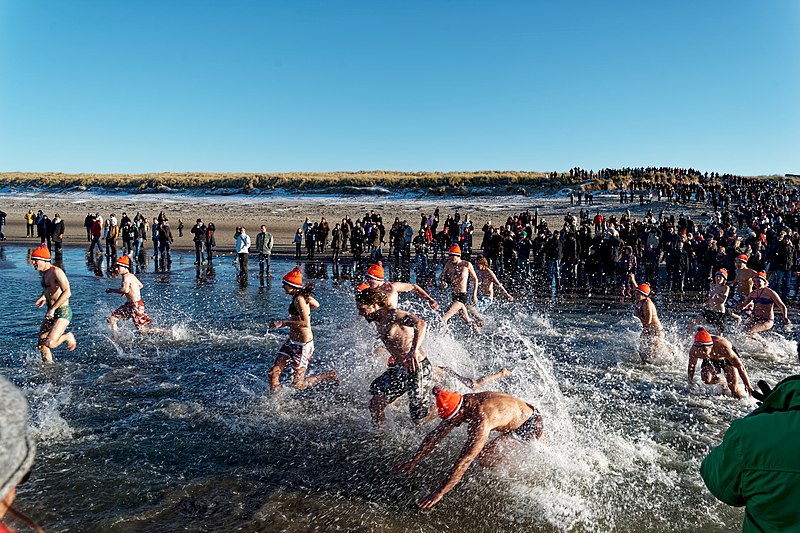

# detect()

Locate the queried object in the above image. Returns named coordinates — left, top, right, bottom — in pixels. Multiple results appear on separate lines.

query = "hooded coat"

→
left=700, top=375, right=800, bottom=532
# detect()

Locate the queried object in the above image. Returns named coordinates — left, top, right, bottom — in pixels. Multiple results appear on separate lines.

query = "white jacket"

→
left=236, top=233, right=251, bottom=254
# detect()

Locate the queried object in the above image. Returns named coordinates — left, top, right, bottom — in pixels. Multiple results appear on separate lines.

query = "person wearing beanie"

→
left=0, top=376, right=43, bottom=532
left=31, top=244, right=76, bottom=363
left=363, top=261, right=440, bottom=311
left=438, top=244, right=482, bottom=332
left=688, top=269, right=740, bottom=334
left=268, top=268, right=338, bottom=393
left=688, top=328, right=753, bottom=398
left=106, top=255, right=160, bottom=334
left=735, top=271, right=790, bottom=340
left=730, top=254, right=756, bottom=310
left=355, top=288, right=434, bottom=425
left=393, top=386, right=543, bottom=509
left=628, top=273, right=664, bottom=362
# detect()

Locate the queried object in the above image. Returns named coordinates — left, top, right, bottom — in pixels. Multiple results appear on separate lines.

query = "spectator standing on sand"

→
left=191, top=218, right=206, bottom=265
left=205, top=222, right=216, bottom=264
left=52, top=213, right=65, bottom=254
left=25, top=209, right=35, bottom=237
left=294, top=228, right=303, bottom=259
left=151, top=218, right=160, bottom=259
left=0, top=209, right=6, bottom=241
left=83, top=212, right=93, bottom=241
left=255, top=225, right=273, bottom=278
left=236, top=226, right=250, bottom=278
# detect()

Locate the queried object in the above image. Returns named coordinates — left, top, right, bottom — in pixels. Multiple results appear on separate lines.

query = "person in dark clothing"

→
left=191, top=219, right=207, bottom=264
left=205, top=223, right=216, bottom=264
left=83, top=212, right=93, bottom=241
left=51, top=214, right=65, bottom=254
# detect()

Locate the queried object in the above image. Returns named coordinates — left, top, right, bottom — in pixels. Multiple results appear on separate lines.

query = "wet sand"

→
left=0, top=190, right=707, bottom=258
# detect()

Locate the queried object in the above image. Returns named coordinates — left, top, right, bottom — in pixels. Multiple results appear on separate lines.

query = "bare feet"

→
left=65, top=332, right=77, bottom=351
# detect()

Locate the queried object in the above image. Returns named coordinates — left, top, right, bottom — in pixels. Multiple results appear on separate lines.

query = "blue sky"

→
left=0, top=1, right=798, bottom=175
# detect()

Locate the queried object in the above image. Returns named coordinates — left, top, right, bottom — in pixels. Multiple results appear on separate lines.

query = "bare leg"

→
left=268, top=354, right=290, bottom=393
left=441, top=302, right=465, bottom=324
left=292, top=367, right=339, bottom=390
left=476, top=434, right=515, bottom=468
left=723, top=366, right=746, bottom=398
left=439, top=366, right=512, bottom=391
left=465, top=304, right=485, bottom=327
left=108, top=316, right=119, bottom=332
left=38, top=318, right=73, bottom=363
left=370, top=394, right=390, bottom=425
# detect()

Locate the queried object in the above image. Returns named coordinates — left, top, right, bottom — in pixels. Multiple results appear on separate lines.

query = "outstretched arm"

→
left=490, top=270, right=513, bottom=300
left=417, top=424, right=491, bottom=509
left=392, top=282, right=439, bottom=310
left=393, top=420, right=457, bottom=475
left=729, top=355, right=753, bottom=395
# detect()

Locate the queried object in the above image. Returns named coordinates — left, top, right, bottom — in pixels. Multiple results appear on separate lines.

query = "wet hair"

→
left=475, top=256, right=488, bottom=268
left=292, top=283, right=315, bottom=302
left=355, top=288, right=389, bottom=308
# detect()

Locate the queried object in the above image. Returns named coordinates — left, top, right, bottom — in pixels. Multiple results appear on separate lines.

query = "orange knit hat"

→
left=31, top=245, right=51, bottom=262
left=693, top=327, right=713, bottom=347
left=365, top=261, right=384, bottom=281
left=115, top=255, right=131, bottom=269
left=752, top=271, right=768, bottom=283
left=635, top=283, right=651, bottom=297
left=714, top=268, right=728, bottom=280
left=282, top=267, right=303, bottom=288
left=735, top=254, right=749, bottom=263
left=448, top=244, right=462, bottom=256
left=434, top=386, right=463, bottom=420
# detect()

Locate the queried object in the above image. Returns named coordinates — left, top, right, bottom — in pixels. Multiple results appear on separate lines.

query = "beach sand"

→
left=0, top=190, right=705, bottom=258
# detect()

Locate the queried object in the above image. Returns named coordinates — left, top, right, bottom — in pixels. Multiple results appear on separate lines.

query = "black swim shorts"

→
left=452, top=292, right=468, bottom=304
left=512, top=408, right=543, bottom=441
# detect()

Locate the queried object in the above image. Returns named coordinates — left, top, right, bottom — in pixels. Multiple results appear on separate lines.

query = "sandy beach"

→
left=0, top=188, right=699, bottom=258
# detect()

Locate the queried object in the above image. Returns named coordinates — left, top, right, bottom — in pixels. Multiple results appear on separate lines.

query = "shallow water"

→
left=1, top=245, right=797, bottom=532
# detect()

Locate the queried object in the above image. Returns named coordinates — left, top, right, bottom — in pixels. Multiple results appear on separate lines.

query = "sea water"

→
left=1, top=244, right=796, bottom=532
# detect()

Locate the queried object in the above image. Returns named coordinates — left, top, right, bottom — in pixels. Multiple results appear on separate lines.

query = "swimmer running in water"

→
left=438, top=245, right=483, bottom=332
left=687, top=269, right=739, bottom=334
left=474, top=256, right=513, bottom=312
left=735, top=271, right=790, bottom=342
left=393, top=386, right=544, bottom=509
left=354, top=284, right=511, bottom=397
left=628, top=273, right=665, bottom=362
left=688, top=327, right=753, bottom=398
left=363, top=261, right=439, bottom=310
left=268, top=267, right=338, bottom=393
left=31, top=245, right=76, bottom=362
left=729, top=254, right=755, bottom=311
left=106, top=255, right=163, bottom=334
left=356, top=288, right=435, bottom=425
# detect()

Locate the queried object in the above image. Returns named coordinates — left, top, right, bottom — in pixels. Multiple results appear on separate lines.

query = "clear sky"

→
left=0, top=1, right=798, bottom=176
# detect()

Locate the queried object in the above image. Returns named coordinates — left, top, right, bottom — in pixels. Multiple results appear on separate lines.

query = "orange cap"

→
left=735, top=254, right=749, bottom=263
left=714, top=268, right=728, bottom=280
left=752, top=271, right=768, bottom=283
left=115, top=255, right=131, bottom=269
left=365, top=261, right=384, bottom=281
left=635, top=283, right=651, bottom=297
left=448, top=244, right=462, bottom=256
left=435, top=387, right=463, bottom=420
left=31, top=245, right=51, bottom=262
left=693, top=327, right=713, bottom=347
left=282, top=267, right=303, bottom=288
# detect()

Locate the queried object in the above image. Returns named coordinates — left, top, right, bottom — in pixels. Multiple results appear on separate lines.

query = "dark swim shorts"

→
left=702, top=358, right=731, bottom=373
left=369, top=358, right=432, bottom=423
left=452, top=292, right=468, bottom=304
left=513, top=407, right=543, bottom=441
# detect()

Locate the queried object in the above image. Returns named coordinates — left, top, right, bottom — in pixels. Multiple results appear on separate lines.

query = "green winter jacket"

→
left=700, top=375, right=800, bottom=532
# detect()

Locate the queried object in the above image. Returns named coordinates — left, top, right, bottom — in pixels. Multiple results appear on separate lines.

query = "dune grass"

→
left=0, top=170, right=575, bottom=192
left=0, top=171, right=784, bottom=193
